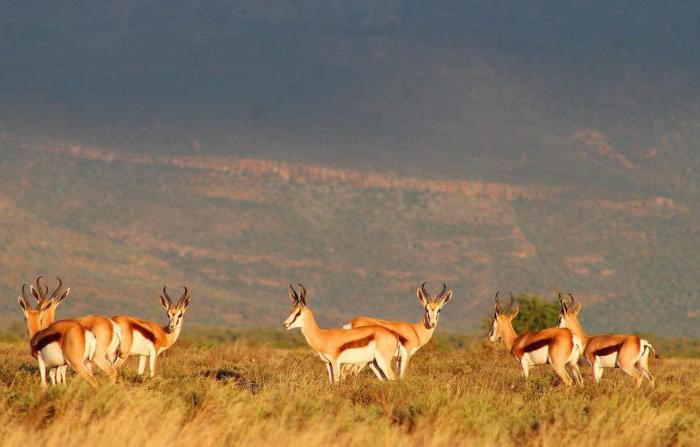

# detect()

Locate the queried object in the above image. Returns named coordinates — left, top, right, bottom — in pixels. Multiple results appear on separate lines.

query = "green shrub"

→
left=511, top=294, right=561, bottom=333
left=482, top=293, right=561, bottom=334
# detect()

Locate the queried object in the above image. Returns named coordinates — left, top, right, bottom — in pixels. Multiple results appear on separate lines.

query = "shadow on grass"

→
left=202, top=368, right=261, bottom=393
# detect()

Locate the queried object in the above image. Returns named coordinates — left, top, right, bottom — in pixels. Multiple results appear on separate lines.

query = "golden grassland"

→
left=0, top=333, right=699, bottom=447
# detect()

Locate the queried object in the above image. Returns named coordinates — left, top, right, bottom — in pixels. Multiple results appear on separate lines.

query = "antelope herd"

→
left=15, top=276, right=658, bottom=390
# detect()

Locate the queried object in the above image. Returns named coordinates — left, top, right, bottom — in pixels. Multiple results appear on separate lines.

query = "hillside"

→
left=1, top=2, right=699, bottom=335
left=1, top=140, right=698, bottom=336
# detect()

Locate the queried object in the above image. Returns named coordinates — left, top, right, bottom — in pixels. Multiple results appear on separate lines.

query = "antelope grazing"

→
left=343, top=282, right=453, bottom=378
left=283, top=284, right=404, bottom=383
left=29, top=277, right=123, bottom=384
left=558, top=293, right=658, bottom=387
left=489, top=292, right=584, bottom=387
left=17, top=283, right=98, bottom=389
left=112, top=287, right=191, bottom=377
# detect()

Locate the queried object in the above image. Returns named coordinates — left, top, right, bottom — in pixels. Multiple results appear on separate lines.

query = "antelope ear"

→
left=417, top=287, right=428, bottom=306
left=440, top=289, right=453, bottom=306
left=181, top=295, right=192, bottom=311
left=17, top=296, right=28, bottom=311
left=572, top=302, right=582, bottom=315
left=29, top=285, right=41, bottom=303
left=55, top=287, right=71, bottom=305
left=508, top=305, right=520, bottom=320
left=159, top=295, right=170, bottom=310
left=39, top=298, right=53, bottom=312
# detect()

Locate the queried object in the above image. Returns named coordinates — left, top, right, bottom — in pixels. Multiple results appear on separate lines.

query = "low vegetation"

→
left=1, top=329, right=698, bottom=446
left=2, top=145, right=700, bottom=337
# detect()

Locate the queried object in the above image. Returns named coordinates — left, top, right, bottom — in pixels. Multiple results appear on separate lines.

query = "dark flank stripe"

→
left=593, top=343, right=624, bottom=357
left=132, top=322, right=157, bottom=344
left=523, top=338, right=553, bottom=353
left=397, top=334, right=409, bottom=346
left=339, top=335, right=374, bottom=351
left=32, top=331, right=62, bottom=352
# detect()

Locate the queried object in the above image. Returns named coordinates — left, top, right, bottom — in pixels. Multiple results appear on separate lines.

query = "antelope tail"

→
left=572, top=335, right=584, bottom=360
left=641, top=339, right=660, bottom=359
left=108, top=323, right=123, bottom=365
left=85, top=330, right=98, bottom=362
left=342, top=323, right=352, bottom=330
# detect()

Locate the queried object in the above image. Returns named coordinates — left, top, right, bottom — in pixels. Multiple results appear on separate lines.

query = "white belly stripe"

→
left=130, top=331, right=154, bottom=356
left=597, top=353, right=618, bottom=368
left=526, top=346, right=550, bottom=365
left=337, top=343, right=376, bottom=364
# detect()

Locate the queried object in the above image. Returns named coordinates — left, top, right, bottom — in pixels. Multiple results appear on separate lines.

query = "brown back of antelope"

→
left=112, top=286, right=191, bottom=378
left=489, top=292, right=583, bottom=388
left=558, top=293, right=656, bottom=387
left=36, top=277, right=123, bottom=384
left=283, top=283, right=401, bottom=383
left=17, top=280, right=98, bottom=389
left=345, top=282, right=453, bottom=378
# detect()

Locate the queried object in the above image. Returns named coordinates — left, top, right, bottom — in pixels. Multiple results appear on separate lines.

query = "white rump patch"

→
left=40, top=342, right=66, bottom=367
left=525, top=346, right=549, bottom=365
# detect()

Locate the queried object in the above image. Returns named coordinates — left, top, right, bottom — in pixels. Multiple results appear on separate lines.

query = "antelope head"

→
left=488, top=291, right=519, bottom=342
left=417, top=282, right=453, bottom=329
left=17, top=282, right=54, bottom=337
left=30, top=276, right=70, bottom=324
left=283, top=283, right=307, bottom=330
left=557, top=292, right=582, bottom=329
left=159, top=286, right=191, bottom=333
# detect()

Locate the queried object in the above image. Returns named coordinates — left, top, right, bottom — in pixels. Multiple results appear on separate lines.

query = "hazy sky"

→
left=1, top=1, right=699, bottom=167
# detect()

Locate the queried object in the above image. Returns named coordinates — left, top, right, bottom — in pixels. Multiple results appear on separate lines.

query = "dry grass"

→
left=0, top=336, right=698, bottom=447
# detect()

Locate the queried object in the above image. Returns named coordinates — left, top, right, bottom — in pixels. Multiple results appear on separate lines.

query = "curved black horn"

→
left=288, top=284, right=298, bottom=302
left=507, top=292, right=516, bottom=314
left=297, top=283, right=307, bottom=300
left=436, top=283, right=448, bottom=300
left=162, top=286, right=174, bottom=306
left=35, top=276, right=49, bottom=301
left=50, top=277, right=63, bottom=300
left=558, top=292, right=568, bottom=310
left=178, top=286, right=189, bottom=305
left=494, top=290, right=501, bottom=312
left=21, top=284, right=31, bottom=303
left=421, top=282, right=429, bottom=299
left=567, top=293, right=576, bottom=307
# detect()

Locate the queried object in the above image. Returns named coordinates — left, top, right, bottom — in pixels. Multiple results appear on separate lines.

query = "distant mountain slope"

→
left=1, top=2, right=699, bottom=335
left=1, top=140, right=698, bottom=336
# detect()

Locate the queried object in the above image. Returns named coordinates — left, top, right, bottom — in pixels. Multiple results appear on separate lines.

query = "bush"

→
left=510, top=294, right=561, bottom=333
left=483, top=293, right=560, bottom=334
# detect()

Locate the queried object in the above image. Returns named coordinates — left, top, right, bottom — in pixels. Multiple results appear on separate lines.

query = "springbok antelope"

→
left=17, top=284, right=98, bottom=389
left=489, top=292, right=584, bottom=387
left=283, top=284, right=404, bottom=384
left=112, top=287, right=191, bottom=377
left=343, top=282, right=453, bottom=378
left=558, top=293, right=658, bottom=387
left=30, top=277, right=122, bottom=384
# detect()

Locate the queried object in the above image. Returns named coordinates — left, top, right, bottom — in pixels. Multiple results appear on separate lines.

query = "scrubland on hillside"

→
left=2, top=145, right=700, bottom=337
left=1, top=332, right=698, bottom=447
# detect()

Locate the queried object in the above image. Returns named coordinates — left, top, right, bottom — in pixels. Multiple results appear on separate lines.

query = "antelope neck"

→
left=164, top=324, right=182, bottom=349
left=299, top=308, right=325, bottom=352
left=501, top=321, right=518, bottom=352
left=566, top=316, right=589, bottom=344
left=414, top=319, right=436, bottom=346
